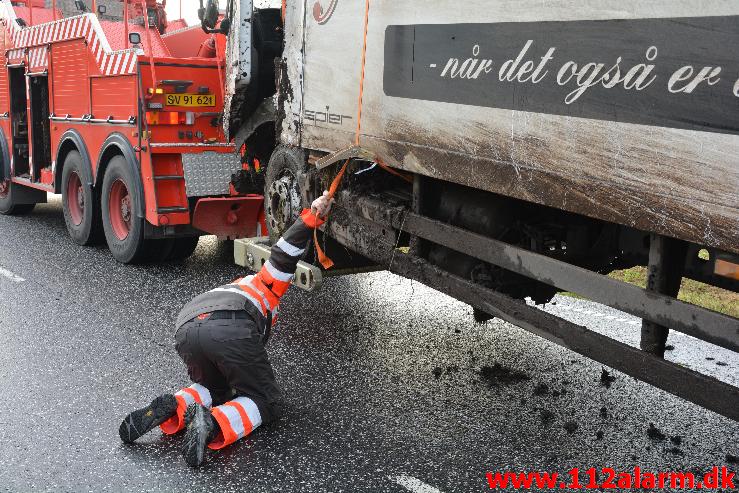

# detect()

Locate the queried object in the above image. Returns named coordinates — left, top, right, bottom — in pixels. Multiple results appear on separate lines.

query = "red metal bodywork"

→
left=192, top=195, right=265, bottom=239
left=0, top=1, right=263, bottom=240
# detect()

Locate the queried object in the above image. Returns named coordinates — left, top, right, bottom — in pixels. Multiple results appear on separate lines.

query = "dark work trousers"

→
left=174, top=310, right=281, bottom=424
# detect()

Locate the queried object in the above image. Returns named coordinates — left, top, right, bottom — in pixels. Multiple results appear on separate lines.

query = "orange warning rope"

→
left=354, top=0, right=371, bottom=145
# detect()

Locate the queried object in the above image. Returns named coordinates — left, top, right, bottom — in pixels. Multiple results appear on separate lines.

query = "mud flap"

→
left=13, top=184, right=47, bottom=205
left=192, top=196, right=263, bottom=239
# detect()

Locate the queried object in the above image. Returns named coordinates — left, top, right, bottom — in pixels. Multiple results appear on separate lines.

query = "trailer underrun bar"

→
left=327, top=191, right=739, bottom=422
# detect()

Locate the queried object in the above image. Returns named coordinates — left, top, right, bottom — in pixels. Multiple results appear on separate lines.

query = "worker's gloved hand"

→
left=311, top=191, right=335, bottom=218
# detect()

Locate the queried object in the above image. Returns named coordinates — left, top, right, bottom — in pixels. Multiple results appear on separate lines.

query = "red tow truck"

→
left=0, top=0, right=265, bottom=263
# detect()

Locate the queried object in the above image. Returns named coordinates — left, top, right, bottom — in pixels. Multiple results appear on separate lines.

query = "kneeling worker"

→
left=119, top=192, right=334, bottom=467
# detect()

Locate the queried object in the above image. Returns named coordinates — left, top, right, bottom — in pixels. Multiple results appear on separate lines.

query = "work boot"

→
left=119, top=394, right=178, bottom=443
left=182, top=403, right=219, bottom=468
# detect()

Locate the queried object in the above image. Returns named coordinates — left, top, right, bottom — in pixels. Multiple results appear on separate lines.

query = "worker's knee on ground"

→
left=257, top=398, right=282, bottom=425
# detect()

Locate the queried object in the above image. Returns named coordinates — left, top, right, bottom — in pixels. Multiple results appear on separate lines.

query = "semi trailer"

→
left=0, top=0, right=265, bottom=263
left=215, top=0, right=739, bottom=421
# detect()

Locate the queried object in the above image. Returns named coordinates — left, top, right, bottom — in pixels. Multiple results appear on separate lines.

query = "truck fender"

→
left=233, top=97, right=277, bottom=151
left=54, top=129, right=94, bottom=194
left=0, top=126, right=10, bottom=182
left=96, top=133, right=145, bottom=219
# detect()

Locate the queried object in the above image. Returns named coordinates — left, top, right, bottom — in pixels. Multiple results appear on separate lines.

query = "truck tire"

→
left=264, top=146, right=307, bottom=244
left=0, top=180, right=36, bottom=215
left=61, top=150, right=102, bottom=245
left=166, top=236, right=200, bottom=261
left=101, top=155, right=151, bottom=264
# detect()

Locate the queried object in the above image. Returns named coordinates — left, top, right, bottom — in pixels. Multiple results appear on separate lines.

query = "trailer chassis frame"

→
left=325, top=189, right=739, bottom=422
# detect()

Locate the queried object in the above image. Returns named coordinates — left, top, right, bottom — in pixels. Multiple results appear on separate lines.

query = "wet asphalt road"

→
left=0, top=197, right=737, bottom=493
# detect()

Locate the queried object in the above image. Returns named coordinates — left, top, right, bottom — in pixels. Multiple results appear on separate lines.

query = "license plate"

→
left=165, top=93, right=215, bottom=107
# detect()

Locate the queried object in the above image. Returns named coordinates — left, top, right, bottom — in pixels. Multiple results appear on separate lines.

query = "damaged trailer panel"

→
left=284, top=0, right=739, bottom=256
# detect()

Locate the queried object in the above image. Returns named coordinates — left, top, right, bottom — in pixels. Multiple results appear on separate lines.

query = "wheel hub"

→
left=76, top=185, right=84, bottom=210
left=109, top=179, right=132, bottom=240
left=120, top=197, right=131, bottom=223
left=267, top=173, right=300, bottom=236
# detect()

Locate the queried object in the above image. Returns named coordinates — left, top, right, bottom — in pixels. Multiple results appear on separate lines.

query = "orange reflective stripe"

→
left=224, top=401, right=253, bottom=436
left=238, top=283, right=267, bottom=314
left=209, top=407, right=237, bottom=450
left=182, top=387, right=203, bottom=405
left=251, top=275, right=279, bottom=308
left=271, top=280, right=290, bottom=297
left=257, top=268, right=291, bottom=297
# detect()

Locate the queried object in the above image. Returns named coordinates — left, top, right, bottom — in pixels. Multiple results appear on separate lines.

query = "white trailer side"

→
left=282, top=0, right=739, bottom=255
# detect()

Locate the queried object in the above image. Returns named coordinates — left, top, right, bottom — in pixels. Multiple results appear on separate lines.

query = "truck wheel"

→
left=101, top=156, right=150, bottom=264
left=61, top=151, right=102, bottom=245
left=167, top=236, right=200, bottom=261
left=264, top=146, right=306, bottom=244
left=145, top=239, right=176, bottom=263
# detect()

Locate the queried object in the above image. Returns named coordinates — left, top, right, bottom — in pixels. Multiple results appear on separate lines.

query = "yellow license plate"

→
left=165, top=93, right=215, bottom=107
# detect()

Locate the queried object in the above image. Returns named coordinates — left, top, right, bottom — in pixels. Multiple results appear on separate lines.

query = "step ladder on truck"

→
left=0, top=0, right=266, bottom=263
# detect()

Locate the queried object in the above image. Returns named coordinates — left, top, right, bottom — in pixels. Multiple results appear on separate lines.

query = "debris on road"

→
left=600, top=368, right=616, bottom=388
left=539, top=409, right=555, bottom=425
left=533, top=383, right=549, bottom=396
left=647, top=423, right=667, bottom=441
left=563, top=421, right=579, bottom=434
left=479, top=364, right=531, bottom=387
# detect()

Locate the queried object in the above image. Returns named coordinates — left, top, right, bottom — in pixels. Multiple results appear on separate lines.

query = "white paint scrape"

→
left=0, top=267, right=25, bottom=283
left=391, top=475, right=445, bottom=493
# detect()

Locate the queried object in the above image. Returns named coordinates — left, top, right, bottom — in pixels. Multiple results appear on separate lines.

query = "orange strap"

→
left=313, top=159, right=350, bottom=269
left=313, top=0, right=411, bottom=268
left=354, top=0, right=371, bottom=145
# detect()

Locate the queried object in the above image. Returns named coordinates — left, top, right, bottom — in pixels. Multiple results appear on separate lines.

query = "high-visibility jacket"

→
left=175, top=209, right=325, bottom=333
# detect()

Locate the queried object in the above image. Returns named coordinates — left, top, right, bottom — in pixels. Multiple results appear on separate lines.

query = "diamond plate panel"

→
left=182, top=152, right=242, bottom=197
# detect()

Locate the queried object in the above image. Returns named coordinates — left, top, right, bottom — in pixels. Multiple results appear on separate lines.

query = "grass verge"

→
left=563, top=266, right=738, bottom=318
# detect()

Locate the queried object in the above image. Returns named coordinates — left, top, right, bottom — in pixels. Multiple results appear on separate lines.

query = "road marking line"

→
left=391, top=475, right=445, bottom=493
left=0, top=267, right=24, bottom=283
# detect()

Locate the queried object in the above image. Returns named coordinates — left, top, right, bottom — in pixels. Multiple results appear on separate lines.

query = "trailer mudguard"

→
left=0, top=126, right=10, bottom=182
left=55, top=129, right=94, bottom=194
left=97, top=133, right=145, bottom=219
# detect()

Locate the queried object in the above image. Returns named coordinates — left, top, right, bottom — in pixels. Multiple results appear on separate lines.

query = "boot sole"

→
left=182, top=404, right=213, bottom=468
left=119, top=394, right=177, bottom=443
